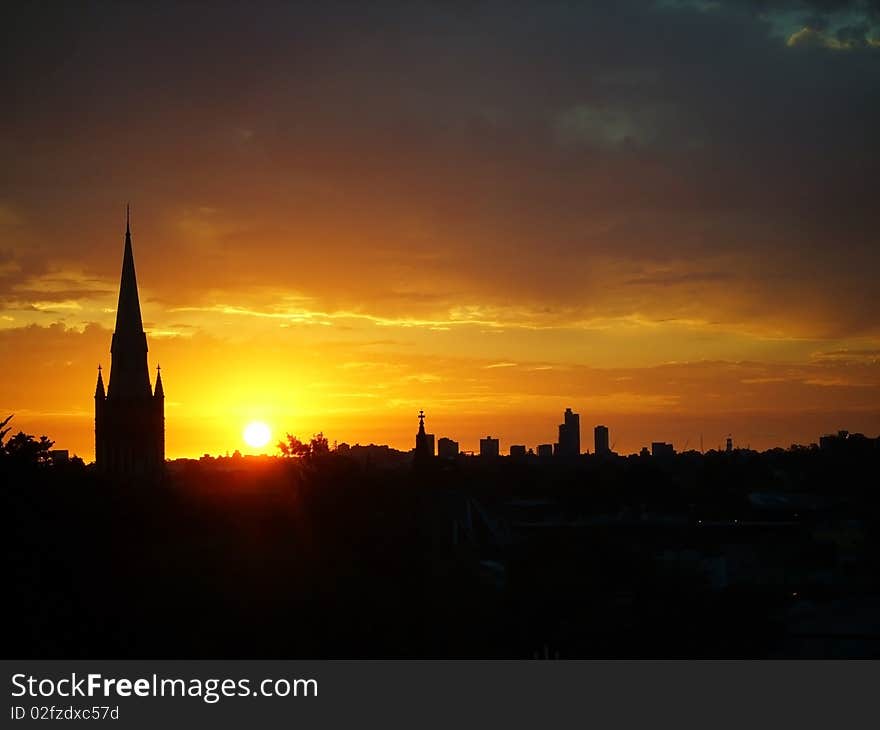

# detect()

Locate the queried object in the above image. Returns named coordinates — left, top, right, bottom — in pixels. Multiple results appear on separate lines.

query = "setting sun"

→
left=243, top=421, right=271, bottom=449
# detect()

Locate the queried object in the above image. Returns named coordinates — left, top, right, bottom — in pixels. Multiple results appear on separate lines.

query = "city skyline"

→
left=4, top=207, right=879, bottom=461
left=2, top=1, right=879, bottom=459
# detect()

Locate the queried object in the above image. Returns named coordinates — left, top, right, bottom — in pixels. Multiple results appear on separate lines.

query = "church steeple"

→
left=107, top=206, right=152, bottom=399
left=95, top=364, right=105, bottom=399
left=414, top=409, right=434, bottom=463
left=95, top=208, right=165, bottom=478
left=154, top=364, right=164, bottom=399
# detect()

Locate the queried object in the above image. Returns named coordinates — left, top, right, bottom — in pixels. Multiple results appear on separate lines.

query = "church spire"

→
left=107, top=207, right=152, bottom=399
left=154, top=364, right=164, bottom=398
left=116, top=203, right=144, bottom=334
left=95, top=209, right=165, bottom=477
left=95, top=364, right=105, bottom=398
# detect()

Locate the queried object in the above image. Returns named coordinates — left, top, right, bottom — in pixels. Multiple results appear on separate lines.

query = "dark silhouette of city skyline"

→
left=3, top=211, right=878, bottom=661
left=82, top=210, right=869, bottom=471
left=6, top=402, right=880, bottom=658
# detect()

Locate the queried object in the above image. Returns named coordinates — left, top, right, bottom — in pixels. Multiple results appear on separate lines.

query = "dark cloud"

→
left=0, top=0, right=878, bottom=338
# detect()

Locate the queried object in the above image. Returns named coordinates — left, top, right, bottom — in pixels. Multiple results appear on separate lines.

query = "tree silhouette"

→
left=278, top=432, right=330, bottom=460
left=309, top=432, right=329, bottom=456
left=278, top=433, right=310, bottom=458
left=1, top=415, right=55, bottom=467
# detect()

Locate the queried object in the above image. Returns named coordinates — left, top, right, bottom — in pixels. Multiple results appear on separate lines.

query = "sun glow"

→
left=243, top=421, right=271, bottom=449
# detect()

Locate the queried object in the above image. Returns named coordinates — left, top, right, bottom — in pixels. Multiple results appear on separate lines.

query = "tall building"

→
left=437, top=437, right=459, bottom=459
left=509, top=444, right=526, bottom=459
left=594, top=425, right=610, bottom=456
left=557, top=407, right=580, bottom=458
left=479, top=436, right=499, bottom=458
left=537, top=443, right=554, bottom=458
left=95, top=209, right=164, bottom=476
left=415, top=410, right=435, bottom=461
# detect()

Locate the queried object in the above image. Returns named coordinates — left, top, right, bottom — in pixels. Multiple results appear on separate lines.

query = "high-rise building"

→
left=437, top=437, right=459, bottom=459
left=94, top=209, right=164, bottom=476
left=557, top=407, right=580, bottom=458
left=509, top=444, right=526, bottom=459
left=594, top=425, right=610, bottom=456
left=479, top=436, right=499, bottom=458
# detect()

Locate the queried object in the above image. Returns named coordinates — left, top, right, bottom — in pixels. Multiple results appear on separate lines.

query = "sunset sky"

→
left=2, top=0, right=879, bottom=459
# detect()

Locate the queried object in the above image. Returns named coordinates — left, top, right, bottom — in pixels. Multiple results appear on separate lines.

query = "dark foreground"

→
left=6, top=441, right=880, bottom=658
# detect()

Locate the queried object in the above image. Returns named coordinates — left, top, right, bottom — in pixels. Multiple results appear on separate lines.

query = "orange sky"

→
left=3, top=254, right=878, bottom=459
left=2, top=1, right=879, bottom=458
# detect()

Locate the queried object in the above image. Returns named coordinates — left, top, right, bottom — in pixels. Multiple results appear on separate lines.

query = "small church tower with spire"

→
left=414, top=409, right=435, bottom=464
left=94, top=207, right=165, bottom=476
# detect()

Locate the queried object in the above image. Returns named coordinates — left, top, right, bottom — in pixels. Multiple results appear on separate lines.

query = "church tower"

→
left=94, top=208, right=165, bottom=476
left=414, top=409, right=435, bottom=464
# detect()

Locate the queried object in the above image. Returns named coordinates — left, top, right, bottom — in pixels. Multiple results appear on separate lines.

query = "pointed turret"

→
left=107, top=206, right=152, bottom=399
left=95, top=364, right=105, bottom=399
left=154, top=364, right=164, bottom=399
